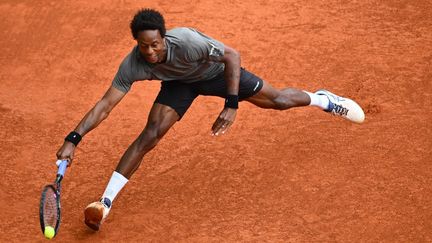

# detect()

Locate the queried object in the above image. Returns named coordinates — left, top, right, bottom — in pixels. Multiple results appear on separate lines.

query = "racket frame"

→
left=39, top=160, right=68, bottom=237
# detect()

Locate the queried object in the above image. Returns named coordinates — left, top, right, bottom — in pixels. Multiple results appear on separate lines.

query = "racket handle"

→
left=56, top=159, right=68, bottom=177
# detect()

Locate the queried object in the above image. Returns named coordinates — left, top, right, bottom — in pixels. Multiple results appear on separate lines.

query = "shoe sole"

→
left=84, top=206, right=103, bottom=231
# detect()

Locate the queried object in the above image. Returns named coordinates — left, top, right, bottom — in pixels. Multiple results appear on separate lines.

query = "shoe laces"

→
left=331, top=103, right=349, bottom=116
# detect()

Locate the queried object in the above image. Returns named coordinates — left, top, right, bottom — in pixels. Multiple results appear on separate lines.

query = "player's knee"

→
left=136, top=126, right=162, bottom=152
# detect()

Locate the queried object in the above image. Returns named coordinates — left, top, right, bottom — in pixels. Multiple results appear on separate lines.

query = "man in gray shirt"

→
left=56, top=9, right=365, bottom=231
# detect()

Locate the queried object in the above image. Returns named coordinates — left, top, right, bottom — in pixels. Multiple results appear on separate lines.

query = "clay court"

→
left=1, top=0, right=431, bottom=242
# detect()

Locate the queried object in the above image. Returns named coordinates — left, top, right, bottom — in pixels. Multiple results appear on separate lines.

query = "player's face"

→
left=136, top=29, right=166, bottom=64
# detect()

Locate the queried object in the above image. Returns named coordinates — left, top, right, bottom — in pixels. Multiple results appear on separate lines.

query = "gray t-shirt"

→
left=112, top=27, right=225, bottom=93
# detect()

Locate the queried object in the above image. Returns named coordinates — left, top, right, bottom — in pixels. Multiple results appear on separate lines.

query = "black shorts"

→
left=155, top=68, right=264, bottom=119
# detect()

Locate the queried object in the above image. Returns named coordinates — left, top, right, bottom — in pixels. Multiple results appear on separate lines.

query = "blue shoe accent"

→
left=325, top=99, right=334, bottom=112
left=316, top=89, right=334, bottom=112
left=100, top=197, right=112, bottom=208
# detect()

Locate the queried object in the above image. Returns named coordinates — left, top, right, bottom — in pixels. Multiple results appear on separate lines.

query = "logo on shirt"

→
left=209, top=43, right=223, bottom=57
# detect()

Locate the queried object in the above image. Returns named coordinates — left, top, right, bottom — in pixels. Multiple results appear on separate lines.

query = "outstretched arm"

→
left=56, top=86, right=126, bottom=163
left=211, top=44, right=241, bottom=136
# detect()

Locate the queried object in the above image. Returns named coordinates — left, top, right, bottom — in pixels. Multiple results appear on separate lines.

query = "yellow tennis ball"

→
left=44, top=226, right=55, bottom=239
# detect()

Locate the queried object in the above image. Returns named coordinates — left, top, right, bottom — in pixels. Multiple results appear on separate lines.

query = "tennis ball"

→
left=44, top=226, right=55, bottom=239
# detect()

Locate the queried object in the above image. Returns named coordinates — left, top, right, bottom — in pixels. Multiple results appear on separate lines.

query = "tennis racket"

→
left=39, top=159, right=68, bottom=238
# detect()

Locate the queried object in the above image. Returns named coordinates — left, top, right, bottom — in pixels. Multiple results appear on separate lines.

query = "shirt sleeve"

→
left=111, top=55, right=135, bottom=93
left=183, top=28, right=225, bottom=63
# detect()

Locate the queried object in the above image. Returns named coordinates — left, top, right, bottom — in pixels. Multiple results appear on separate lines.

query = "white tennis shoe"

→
left=84, top=198, right=112, bottom=231
left=315, top=89, right=365, bottom=123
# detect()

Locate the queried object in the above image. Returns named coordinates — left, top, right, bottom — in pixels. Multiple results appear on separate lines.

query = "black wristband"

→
left=224, top=94, right=239, bottom=109
left=65, top=131, right=82, bottom=146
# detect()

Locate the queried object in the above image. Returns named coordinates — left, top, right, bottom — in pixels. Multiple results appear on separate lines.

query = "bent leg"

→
left=85, top=103, right=180, bottom=231
left=115, top=103, right=179, bottom=179
left=245, top=80, right=311, bottom=110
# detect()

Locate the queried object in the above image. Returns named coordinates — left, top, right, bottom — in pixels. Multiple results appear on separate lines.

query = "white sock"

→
left=304, top=91, right=329, bottom=110
left=102, top=171, right=129, bottom=204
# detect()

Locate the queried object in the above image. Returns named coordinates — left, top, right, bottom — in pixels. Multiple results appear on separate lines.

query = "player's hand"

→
left=56, top=141, right=75, bottom=166
left=211, top=107, right=237, bottom=136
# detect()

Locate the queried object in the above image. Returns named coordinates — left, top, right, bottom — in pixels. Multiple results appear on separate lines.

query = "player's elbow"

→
left=227, top=48, right=240, bottom=62
left=223, top=46, right=241, bottom=64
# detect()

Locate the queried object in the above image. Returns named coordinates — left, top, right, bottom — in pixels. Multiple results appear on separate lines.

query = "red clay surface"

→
left=1, top=1, right=431, bottom=242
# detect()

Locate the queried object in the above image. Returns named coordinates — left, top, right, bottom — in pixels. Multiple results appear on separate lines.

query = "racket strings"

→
left=42, top=187, right=59, bottom=227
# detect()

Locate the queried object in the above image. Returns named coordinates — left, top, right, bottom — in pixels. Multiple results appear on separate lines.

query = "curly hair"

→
left=130, top=8, right=166, bottom=39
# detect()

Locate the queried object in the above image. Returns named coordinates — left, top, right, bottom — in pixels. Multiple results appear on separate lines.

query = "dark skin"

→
left=56, top=29, right=310, bottom=178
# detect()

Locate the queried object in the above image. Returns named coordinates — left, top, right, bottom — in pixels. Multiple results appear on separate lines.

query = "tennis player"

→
left=56, top=8, right=364, bottom=230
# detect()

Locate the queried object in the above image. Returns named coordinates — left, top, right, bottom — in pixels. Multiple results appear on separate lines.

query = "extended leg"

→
left=245, top=80, right=365, bottom=123
left=245, top=80, right=312, bottom=109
